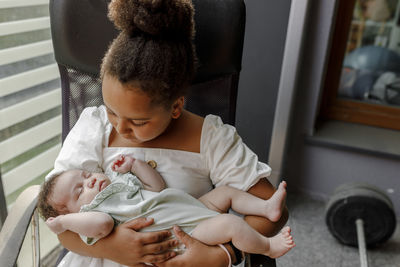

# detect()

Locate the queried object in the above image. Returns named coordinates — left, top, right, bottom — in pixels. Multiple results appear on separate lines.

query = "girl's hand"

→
left=98, top=217, right=178, bottom=266
left=112, top=154, right=134, bottom=173
left=46, top=216, right=66, bottom=234
left=155, top=226, right=230, bottom=267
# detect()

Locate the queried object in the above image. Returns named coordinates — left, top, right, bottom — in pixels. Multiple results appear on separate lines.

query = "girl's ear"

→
left=171, top=96, right=185, bottom=119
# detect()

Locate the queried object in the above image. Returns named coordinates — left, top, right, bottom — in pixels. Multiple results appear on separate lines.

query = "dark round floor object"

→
left=325, top=183, right=396, bottom=247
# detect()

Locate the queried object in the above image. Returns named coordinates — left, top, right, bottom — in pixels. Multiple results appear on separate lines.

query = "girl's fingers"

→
left=142, top=251, right=176, bottom=264
left=122, top=217, right=173, bottom=244
left=172, top=225, right=194, bottom=248
left=143, top=238, right=179, bottom=254
left=123, top=217, right=154, bottom=231
left=139, top=230, right=173, bottom=245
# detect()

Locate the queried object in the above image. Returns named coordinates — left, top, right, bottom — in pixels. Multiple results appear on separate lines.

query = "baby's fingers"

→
left=112, top=155, right=125, bottom=169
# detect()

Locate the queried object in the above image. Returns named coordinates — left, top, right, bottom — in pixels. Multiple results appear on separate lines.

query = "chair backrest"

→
left=49, top=0, right=246, bottom=141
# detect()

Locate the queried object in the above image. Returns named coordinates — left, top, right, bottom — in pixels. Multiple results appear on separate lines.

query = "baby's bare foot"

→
left=265, top=226, right=295, bottom=258
left=264, top=181, right=287, bottom=222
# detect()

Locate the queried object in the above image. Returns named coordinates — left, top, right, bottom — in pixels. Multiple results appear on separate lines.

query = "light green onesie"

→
left=79, top=172, right=219, bottom=245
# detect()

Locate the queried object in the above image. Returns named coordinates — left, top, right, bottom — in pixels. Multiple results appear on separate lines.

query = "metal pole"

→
left=355, top=219, right=368, bottom=267
left=31, top=209, right=40, bottom=267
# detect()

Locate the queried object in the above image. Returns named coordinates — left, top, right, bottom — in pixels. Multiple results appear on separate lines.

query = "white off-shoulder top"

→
left=46, top=105, right=271, bottom=198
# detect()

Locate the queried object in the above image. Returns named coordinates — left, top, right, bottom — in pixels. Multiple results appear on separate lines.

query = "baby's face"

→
left=50, top=170, right=111, bottom=213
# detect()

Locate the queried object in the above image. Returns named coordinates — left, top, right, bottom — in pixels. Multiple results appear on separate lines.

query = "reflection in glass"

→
left=339, top=0, right=400, bottom=106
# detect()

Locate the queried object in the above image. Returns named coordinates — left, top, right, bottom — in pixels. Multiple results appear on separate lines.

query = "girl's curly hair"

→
left=101, top=0, right=197, bottom=107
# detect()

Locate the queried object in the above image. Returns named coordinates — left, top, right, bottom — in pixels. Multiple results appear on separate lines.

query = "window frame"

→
left=319, top=0, right=400, bottom=131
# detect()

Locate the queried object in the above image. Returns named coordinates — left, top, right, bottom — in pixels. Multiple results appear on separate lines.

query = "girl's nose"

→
left=116, top=118, right=131, bottom=134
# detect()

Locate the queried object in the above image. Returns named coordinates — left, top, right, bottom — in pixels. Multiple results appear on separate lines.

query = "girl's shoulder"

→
left=84, top=105, right=108, bottom=123
left=157, top=112, right=235, bottom=153
left=72, top=105, right=109, bottom=128
left=201, top=114, right=238, bottom=145
left=172, top=112, right=238, bottom=153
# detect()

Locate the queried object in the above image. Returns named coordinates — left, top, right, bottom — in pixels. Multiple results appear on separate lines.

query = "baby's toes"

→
left=282, top=231, right=291, bottom=238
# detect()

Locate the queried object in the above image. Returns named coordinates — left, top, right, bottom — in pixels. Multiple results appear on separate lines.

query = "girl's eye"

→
left=106, top=109, right=116, bottom=117
left=131, top=121, right=148, bottom=126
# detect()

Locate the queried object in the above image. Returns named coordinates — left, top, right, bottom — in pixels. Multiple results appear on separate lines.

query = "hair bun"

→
left=108, top=0, right=194, bottom=39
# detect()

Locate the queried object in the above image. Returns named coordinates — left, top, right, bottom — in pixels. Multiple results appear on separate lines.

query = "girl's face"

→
left=102, top=74, right=182, bottom=145
left=50, top=170, right=111, bottom=214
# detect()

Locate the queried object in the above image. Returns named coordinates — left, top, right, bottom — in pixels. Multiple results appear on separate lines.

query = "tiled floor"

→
left=277, top=191, right=400, bottom=267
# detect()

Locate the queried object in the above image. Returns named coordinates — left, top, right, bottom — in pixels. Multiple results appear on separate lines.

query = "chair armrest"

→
left=0, top=185, right=40, bottom=267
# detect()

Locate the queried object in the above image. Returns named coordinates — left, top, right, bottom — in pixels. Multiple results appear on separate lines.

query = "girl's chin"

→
left=121, top=135, right=140, bottom=142
left=126, top=137, right=144, bottom=144
left=124, top=136, right=154, bottom=144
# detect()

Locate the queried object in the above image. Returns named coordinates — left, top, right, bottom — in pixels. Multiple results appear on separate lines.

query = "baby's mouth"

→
left=99, top=180, right=107, bottom=191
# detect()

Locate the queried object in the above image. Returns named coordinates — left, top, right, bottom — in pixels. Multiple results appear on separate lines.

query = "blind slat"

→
left=3, top=144, right=61, bottom=196
left=0, top=40, right=53, bottom=66
left=0, top=17, right=50, bottom=37
left=0, top=115, right=61, bottom=164
left=0, top=64, right=59, bottom=98
left=0, top=89, right=61, bottom=130
left=0, top=0, right=48, bottom=9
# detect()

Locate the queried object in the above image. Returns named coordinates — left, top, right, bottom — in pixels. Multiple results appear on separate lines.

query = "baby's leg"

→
left=192, top=214, right=295, bottom=258
left=198, top=182, right=287, bottom=222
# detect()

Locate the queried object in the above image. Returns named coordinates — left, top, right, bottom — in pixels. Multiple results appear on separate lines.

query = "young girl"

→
left=39, top=155, right=294, bottom=263
left=48, top=0, right=289, bottom=266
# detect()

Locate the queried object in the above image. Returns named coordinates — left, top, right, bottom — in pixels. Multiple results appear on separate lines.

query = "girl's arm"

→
left=244, top=178, right=289, bottom=236
left=46, top=212, right=114, bottom=239
left=58, top=217, right=179, bottom=266
left=113, top=155, right=166, bottom=192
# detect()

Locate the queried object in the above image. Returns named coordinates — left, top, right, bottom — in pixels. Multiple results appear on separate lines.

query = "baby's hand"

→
left=46, top=216, right=66, bottom=234
left=112, top=154, right=135, bottom=173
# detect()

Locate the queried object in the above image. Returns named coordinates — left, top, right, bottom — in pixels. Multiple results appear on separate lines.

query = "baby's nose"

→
left=88, top=178, right=96, bottom=188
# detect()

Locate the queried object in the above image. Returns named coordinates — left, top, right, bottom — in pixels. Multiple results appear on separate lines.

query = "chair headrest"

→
left=50, top=0, right=245, bottom=83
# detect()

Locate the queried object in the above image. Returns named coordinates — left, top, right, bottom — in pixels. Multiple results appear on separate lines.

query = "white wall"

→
left=236, top=0, right=291, bottom=163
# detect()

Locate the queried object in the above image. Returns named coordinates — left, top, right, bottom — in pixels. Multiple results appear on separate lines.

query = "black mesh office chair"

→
left=0, top=0, right=276, bottom=266
left=50, top=0, right=245, bottom=139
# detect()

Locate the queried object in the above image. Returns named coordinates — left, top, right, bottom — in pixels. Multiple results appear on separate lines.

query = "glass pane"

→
left=338, top=0, right=400, bottom=107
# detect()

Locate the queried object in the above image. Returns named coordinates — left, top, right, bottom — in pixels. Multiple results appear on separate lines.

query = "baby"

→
left=38, top=155, right=295, bottom=260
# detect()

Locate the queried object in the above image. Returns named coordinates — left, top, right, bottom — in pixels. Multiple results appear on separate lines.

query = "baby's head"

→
left=38, top=170, right=111, bottom=219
